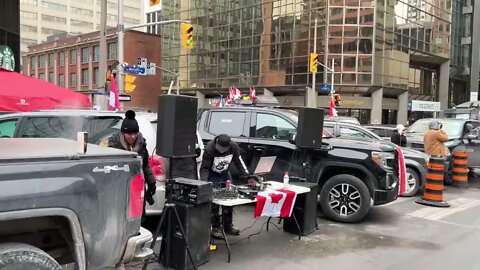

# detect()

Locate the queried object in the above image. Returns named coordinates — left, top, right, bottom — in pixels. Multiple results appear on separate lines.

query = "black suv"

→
left=198, top=107, right=399, bottom=223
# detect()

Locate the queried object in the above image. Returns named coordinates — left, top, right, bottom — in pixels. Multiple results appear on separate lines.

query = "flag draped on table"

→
left=254, top=189, right=297, bottom=218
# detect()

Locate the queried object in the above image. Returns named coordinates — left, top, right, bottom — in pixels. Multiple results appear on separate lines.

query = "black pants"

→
left=212, top=204, right=234, bottom=228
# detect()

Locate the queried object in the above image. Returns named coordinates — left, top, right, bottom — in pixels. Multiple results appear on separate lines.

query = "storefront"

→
left=407, top=100, right=441, bottom=124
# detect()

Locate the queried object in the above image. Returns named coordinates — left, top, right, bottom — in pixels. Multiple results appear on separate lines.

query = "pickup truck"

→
left=198, top=106, right=399, bottom=223
left=0, top=138, right=153, bottom=270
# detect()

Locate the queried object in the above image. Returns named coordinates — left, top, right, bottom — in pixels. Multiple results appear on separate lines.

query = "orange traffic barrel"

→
left=416, top=156, right=450, bottom=207
left=451, top=150, right=469, bottom=188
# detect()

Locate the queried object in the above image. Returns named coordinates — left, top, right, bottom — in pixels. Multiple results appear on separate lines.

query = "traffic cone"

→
left=416, top=156, right=450, bottom=207
left=451, top=150, right=469, bottom=188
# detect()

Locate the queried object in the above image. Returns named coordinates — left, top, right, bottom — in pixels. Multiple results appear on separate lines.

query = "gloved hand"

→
left=147, top=183, right=156, bottom=196
left=248, top=178, right=259, bottom=187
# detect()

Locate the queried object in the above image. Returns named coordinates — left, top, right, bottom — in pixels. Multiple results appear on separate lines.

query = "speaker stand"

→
left=142, top=159, right=198, bottom=270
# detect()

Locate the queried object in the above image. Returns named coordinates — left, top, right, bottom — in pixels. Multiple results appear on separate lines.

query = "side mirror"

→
left=288, top=133, right=296, bottom=145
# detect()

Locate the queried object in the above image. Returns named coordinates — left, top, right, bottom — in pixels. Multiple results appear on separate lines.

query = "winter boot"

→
left=223, top=207, right=240, bottom=235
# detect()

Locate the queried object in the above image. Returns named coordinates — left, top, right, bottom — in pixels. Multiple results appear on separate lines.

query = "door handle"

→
left=250, top=145, right=266, bottom=150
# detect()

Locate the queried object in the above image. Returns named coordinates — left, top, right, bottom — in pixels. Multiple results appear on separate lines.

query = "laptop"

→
left=254, top=156, right=277, bottom=174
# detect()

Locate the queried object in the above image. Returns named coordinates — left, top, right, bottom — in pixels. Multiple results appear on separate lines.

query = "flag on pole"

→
left=329, top=99, right=338, bottom=117
left=233, top=85, right=242, bottom=100
left=108, top=74, right=121, bottom=111
left=215, top=95, right=224, bottom=107
left=249, top=86, right=257, bottom=101
left=225, top=87, right=234, bottom=105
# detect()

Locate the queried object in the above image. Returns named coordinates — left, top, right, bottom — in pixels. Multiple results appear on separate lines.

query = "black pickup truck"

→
left=198, top=106, right=399, bottom=223
left=0, top=138, right=153, bottom=270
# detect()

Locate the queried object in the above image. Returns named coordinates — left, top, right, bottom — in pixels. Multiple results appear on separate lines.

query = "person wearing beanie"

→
left=200, top=134, right=250, bottom=238
left=424, top=120, right=449, bottom=157
left=391, top=124, right=407, bottom=147
left=108, top=110, right=156, bottom=213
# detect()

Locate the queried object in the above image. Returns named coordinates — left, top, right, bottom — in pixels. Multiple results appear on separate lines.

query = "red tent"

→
left=0, top=67, right=91, bottom=112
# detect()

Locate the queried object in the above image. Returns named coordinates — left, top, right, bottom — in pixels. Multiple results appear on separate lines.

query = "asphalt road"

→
left=132, top=178, right=480, bottom=270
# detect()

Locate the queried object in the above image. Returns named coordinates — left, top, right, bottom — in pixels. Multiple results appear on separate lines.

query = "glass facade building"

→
left=162, top=0, right=453, bottom=124
left=0, top=0, right=20, bottom=72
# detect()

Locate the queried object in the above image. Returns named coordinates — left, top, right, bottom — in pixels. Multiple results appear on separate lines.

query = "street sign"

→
left=119, top=94, right=132, bottom=102
left=124, top=66, right=146, bottom=75
left=319, top=84, right=332, bottom=92
left=147, top=63, right=156, bottom=75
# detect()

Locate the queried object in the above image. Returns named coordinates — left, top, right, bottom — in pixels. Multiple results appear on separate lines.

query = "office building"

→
left=26, top=29, right=162, bottom=112
left=161, top=0, right=454, bottom=124
left=19, top=0, right=144, bottom=54
left=0, top=0, right=20, bottom=72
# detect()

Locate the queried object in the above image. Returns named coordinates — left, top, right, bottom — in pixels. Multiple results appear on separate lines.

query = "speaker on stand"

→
left=143, top=95, right=211, bottom=270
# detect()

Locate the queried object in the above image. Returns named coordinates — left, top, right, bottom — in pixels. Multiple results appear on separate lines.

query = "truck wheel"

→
left=0, top=243, right=62, bottom=270
left=403, top=167, right=420, bottom=197
left=320, top=174, right=371, bottom=223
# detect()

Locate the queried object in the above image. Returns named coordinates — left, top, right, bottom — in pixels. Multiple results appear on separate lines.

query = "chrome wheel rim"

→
left=328, top=184, right=361, bottom=216
left=405, top=172, right=417, bottom=193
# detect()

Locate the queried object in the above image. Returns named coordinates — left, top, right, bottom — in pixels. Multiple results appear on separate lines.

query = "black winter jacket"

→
left=108, top=132, right=156, bottom=185
left=200, top=138, right=249, bottom=181
left=391, top=130, right=407, bottom=147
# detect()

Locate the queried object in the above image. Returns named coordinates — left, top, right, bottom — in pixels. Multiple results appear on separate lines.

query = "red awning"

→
left=0, top=68, right=91, bottom=112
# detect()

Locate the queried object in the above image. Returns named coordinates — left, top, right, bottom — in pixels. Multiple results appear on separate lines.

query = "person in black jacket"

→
left=200, top=134, right=250, bottom=238
left=391, top=124, right=407, bottom=147
left=108, top=110, right=156, bottom=213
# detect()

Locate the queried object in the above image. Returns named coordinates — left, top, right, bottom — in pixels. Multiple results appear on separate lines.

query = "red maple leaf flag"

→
left=254, top=189, right=297, bottom=218
left=108, top=74, right=121, bottom=111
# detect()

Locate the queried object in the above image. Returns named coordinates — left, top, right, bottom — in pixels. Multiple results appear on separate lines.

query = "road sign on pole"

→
left=124, top=66, right=146, bottom=75
left=319, top=84, right=332, bottom=92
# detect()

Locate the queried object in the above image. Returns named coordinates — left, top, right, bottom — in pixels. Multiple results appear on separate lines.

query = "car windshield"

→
left=406, top=119, right=465, bottom=138
left=282, top=110, right=332, bottom=138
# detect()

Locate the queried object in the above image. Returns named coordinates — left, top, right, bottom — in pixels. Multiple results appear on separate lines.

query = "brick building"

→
left=25, top=29, right=162, bottom=112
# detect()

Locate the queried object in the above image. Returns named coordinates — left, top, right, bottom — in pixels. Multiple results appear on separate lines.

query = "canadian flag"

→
left=254, top=189, right=297, bottom=218
left=108, top=74, right=121, bottom=111
left=249, top=86, right=257, bottom=101
left=215, top=95, right=224, bottom=107
left=395, top=145, right=407, bottom=196
left=225, top=87, right=234, bottom=105
left=233, top=85, right=242, bottom=100
left=329, top=99, right=338, bottom=117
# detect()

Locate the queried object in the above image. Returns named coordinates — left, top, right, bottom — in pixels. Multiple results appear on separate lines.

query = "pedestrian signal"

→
left=182, top=23, right=194, bottom=49
left=310, top=53, right=319, bottom=73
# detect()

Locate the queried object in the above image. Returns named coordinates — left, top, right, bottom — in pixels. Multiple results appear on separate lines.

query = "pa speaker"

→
left=296, top=108, right=324, bottom=148
left=157, top=95, right=198, bottom=158
left=160, top=202, right=211, bottom=270
left=284, top=182, right=318, bottom=235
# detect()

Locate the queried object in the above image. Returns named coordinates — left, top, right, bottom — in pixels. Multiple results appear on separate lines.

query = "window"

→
left=30, top=56, right=36, bottom=68
left=41, top=1, right=66, bottom=11
left=108, top=43, right=117, bottom=60
left=93, top=67, right=99, bottom=84
left=71, top=20, right=93, bottom=28
left=70, top=49, right=77, bottom=64
left=255, top=113, right=295, bottom=140
left=38, top=73, right=46, bottom=81
left=21, top=117, right=76, bottom=139
left=22, top=0, right=37, bottom=7
left=49, top=72, right=54, bottom=83
left=81, top=68, right=89, bottom=85
left=48, top=53, right=54, bottom=67
left=0, top=119, right=18, bottom=138
left=21, top=11, right=38, bottom=20
left=208, top=112, right=246, bottom=137
left=70, top=7, right=93, bottom=17
left=41, top=14, right=66, bottom=24
left=41, top=28, right=66, bottom=36
left=20, top=25, right=37, bottom=32
left=59, top=74, right=65, bottom=87
left=39, top=55, right=46, bottom=68
left=70, top=73, right=77, bottom=87
left=58, top=51, right=65, bottom=66
left=93, top=46, right=99, bottom=62
left=339, top=126, right=375, bottom=139
left=81, top=48, right=89, bottom=63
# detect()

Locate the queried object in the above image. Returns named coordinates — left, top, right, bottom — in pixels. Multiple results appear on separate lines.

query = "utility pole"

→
left=96, top=0, right=107, bottom=110
left=118, top=0, right=124, bottom=94
left=306, top=17, right=318, bottom=108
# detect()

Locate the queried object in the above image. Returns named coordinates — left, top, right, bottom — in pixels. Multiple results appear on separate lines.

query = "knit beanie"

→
left=121, top=110, right=139, bottom=133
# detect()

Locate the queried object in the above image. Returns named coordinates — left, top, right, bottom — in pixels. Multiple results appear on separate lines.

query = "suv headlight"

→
left=371, top=151, right=394, bottom=168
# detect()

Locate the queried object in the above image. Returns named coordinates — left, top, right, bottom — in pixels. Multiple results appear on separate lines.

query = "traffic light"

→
left=149, top=0, right=160, bottom=6
left=334, top=94, right=342, bottom=107
left=310, top=53, right=319, bottom=73
left=181, top=23, right=194, bottom=49
left=124, top=74, right=137, bottom=93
